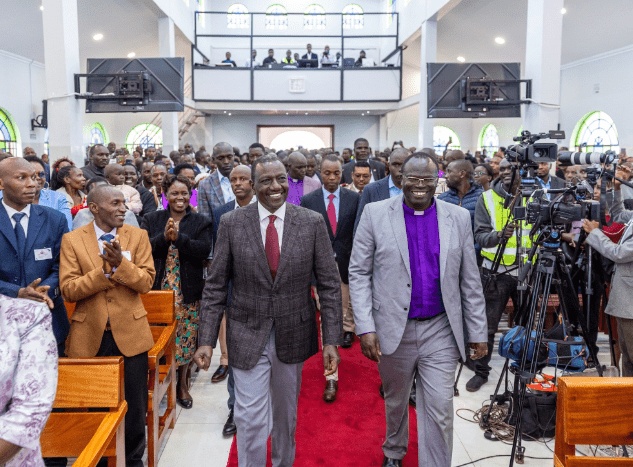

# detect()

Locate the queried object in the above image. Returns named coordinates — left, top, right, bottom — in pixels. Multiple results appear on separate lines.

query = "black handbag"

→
left=506, top=391, right=557, bottom=440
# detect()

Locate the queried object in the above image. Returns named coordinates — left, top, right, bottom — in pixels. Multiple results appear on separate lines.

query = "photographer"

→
left=467, top=158, right=530, bottom=392
left=583, top=166, right=633, bottom=376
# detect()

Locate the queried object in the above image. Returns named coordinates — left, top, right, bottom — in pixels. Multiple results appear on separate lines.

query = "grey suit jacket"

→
left=197, top=171, right=226, bottom=219
left=348, top=195, right=487, bottom=360
left=586, top=190, right=633, bottom=319
left=198, top=202, right=343, bottom=370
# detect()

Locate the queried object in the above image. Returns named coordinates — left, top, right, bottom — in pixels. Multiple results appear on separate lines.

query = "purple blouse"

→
left=403, top=201, right=445, bottom=319
left=287, top=178, right=304, bottom=206
left=0, top=295, right=58, bottom=467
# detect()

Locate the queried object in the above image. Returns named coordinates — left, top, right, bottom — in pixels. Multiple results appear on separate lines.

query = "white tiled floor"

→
left=152, top=329, right=614, bottom=467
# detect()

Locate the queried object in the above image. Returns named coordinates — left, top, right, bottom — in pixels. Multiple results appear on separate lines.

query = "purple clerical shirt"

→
left=287, top=178, right=304, bottom=205
left=403, top=201, right=445, bottom=319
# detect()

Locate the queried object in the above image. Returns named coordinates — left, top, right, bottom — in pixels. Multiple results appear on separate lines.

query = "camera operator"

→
left=467, top=158, right=529, bottom=392
left=583, top=165, right=633, bottom=376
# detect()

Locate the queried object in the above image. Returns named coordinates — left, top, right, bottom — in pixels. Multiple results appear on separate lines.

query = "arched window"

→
left=89, top=123, right=109, bottom=145
left=433, top=126, right=461, bottom=154
left=227, top=3, right=249, bottom=29
left=125, top=123, right=163, bottom=152
left=0, top=108, right=19, bottom=155
left=266, top=4, right=288, bottom=29
left=479, top=124, right=499, bottom=155
left=571, top=111, right=619, bottom=153
left=342, top=4, right=364, bottom=29
left=304, top=4, right=326, bottom=29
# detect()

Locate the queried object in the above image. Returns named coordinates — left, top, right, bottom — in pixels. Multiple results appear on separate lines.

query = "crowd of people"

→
left=1, top=136, right=633, bottom=467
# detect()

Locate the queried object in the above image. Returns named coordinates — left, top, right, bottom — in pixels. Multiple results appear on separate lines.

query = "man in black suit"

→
left=302, top=43, right=318, bottom=60
left=301, top=154, right=359, bottom=403
left=341, top=138, right=386, bottom=185
left=536, top=161, right=566, bottom=198
left=82, top=144, right=110, bottom=181
left=194, top=155, right=342, bottom=466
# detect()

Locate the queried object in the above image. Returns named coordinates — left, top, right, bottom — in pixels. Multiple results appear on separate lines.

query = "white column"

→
left=523, top=0, right=564, bottom=134
left=418, top=20, right=436, bottom=151
left=42, top=0, right=84, bottom=165
left=159, top=17, right=180, bottom=154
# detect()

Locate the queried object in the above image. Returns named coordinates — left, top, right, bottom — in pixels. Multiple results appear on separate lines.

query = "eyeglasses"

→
left=403, top=176, right=437, bottom=186
left=35, top=171, right=46, bottom=179
left=474, top=171, right=488, bottom=176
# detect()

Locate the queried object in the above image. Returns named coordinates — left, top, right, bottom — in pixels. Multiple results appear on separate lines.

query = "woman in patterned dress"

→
left=141, top=174, right=212, bottom=408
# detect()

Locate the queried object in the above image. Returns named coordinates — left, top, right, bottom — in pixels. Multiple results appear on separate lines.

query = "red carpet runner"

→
left=226, top=323, right=419, bottom=466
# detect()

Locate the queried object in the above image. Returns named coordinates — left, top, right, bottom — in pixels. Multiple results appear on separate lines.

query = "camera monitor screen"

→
left=298, top=59, right=318, bottom=68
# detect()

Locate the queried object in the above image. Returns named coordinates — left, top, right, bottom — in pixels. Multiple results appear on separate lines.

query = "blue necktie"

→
left=13, top=213, right=27, bottom=286
left=100, top=233, right=115, bottom=249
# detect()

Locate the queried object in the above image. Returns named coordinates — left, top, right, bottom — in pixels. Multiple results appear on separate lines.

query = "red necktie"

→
left=265, top=215, right=280, bottom=280
left=327, top=194, right=337, bottom=236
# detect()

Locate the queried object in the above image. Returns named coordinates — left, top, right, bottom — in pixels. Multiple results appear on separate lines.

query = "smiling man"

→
left=60, top=185, right=155, bottom=467
left=194, top=155, right=343, bottom=467
left=349, top=152, right=487, bottom=467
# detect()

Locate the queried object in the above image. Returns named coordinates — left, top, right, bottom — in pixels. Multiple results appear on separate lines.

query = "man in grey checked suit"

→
left=584, top=166, right=633, bottom=376
left=349, top=152, right=488, bottom=467
left=197, top=142, right=236, bottom=218
left=194, top=155, right=343, bottom=467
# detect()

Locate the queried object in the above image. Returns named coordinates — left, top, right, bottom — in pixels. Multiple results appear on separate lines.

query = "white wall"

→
left=560, top=46, right=633, bottom=151
left=0, top=51, right=48, bottom=156
left=207, top=113, right=379, bottom=153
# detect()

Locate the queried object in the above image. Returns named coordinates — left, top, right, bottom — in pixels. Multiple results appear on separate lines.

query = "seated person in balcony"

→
left=262, top=49, right=276, bottom=66
left=282, top=49, right=295, bottom=64
left=245, top=50, right=260, bottom=68
left=355, top=50, right=366, bottom=67
left=321, top=45, right=336, bottom=66
left=222, top=52, right=237, bottom=67
left=302, top=43, right=318, bottom=60
left=294, top=52, right=300, bottom=62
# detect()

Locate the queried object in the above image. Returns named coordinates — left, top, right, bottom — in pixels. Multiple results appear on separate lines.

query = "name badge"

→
left=122, top=251, right=132, bottom=261
left=34, top=248, right=53, bottom=261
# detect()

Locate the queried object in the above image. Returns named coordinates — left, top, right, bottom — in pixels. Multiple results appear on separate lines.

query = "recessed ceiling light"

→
left=223, top=110, right=226, bottom=113
left=127, top=52, right=136, bottom=58
left=366, top=110, right=370, bottom=113
left=93, top=33, right=104, bottom=41
left=561, top=7, right=567, bottom=14
left=305, top=112, right=308, bottom=115
left=361, top=113, right=365, bottom=116
left=457, top=56, right=466, bottom=62
left=286, top=112, right=289, bottom=115
left=495, top=37, right=505, bottom=45
left=40, top=5, right=43, bottom=10
left=228, top=113, right=232, bottom=116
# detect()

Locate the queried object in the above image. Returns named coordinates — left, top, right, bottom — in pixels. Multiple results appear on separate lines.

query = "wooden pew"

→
left=142, top=290, right=177, bottom=467
left=41, top=357, right=127, bottom=467
left=64, top=290, right=177, bottom=467
left=554, top=377, right=633, bottom=466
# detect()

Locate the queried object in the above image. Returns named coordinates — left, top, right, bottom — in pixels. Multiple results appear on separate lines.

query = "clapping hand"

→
left=100, top=235, right=123, bottom=269
left=164, top=218, right=179, bottom=242
left=17, top=278, right=54, bottom=309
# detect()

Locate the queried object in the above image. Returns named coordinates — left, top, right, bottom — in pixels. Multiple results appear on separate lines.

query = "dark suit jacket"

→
left=212, top=200, right=236, bottom=245
left=140, top=208, right=212, bottom=304
left=81, top=163, right=105, bottom=181
left=136, top=184, right=157, bottom=218
left=0, top=203, right=69, bottom=345
left=354, top=176, right=391, bottom=233
left=302, top=52, right=318, bottom=60
left=545, top=176, right=566, bottom=190
left=198, top=202, right=343, bottom=370
left=300, top=188, right=359, bottom=284
left=341, top=159, right=386, bottom=185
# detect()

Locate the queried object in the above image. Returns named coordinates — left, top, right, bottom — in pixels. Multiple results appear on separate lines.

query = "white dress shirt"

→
left=257, top=201, right=286, bottom=252
left=93, top=221, right=118, bottom=255
left=2, top=200, right=30, bottom=237
left=233, top=196, right=257, bottom=210
left=219, top=173, right=235, bottom=203
left=196, top=163, right=209, bottom=174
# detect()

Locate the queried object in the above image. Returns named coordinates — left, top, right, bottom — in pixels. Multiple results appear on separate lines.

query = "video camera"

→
left=506, top=130, right=565, bottom=165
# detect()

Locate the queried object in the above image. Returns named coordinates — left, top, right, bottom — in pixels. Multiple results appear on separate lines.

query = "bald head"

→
left=447, top=158, right=473, bottom=175
left=390, top=147, right=410, bottom=162
left=0, top=156, right=32, bottom=179
left=444, top=150, right=465, bottom=165
left=287, top=152, right=307, bottom=180
left=87, top=185, right=121, bottom=206
left=230, top=164, right=251, bottom=179
left=88, top=185, right=127, bottom=231
left=104, top=163, right=126, bottom=186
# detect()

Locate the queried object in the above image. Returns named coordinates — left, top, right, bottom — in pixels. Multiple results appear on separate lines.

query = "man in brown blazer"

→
left=194, top=155, right=343, bottom=467
left=59, top=185, right=155, bottom=467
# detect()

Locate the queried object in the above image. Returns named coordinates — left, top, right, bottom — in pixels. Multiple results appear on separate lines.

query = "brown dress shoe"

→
left=211, top=365, right=229, bottom=383
left=323, top=380, right=338, bottom=403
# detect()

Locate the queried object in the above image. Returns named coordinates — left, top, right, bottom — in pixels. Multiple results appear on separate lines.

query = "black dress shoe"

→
left=466, top=375, right=488, bottom=393
left=379, top=384, right=385, bottom=399
left=323, top=380, right=338, bottom=402
left=177, top=397, right=193, bottom=409
left=341, top=332, right=354, bottom=348
left=212, top=364, right=229, bottom=383
left=409, top=381, right=416, bottom=408
left=222, top=409, right=237, bottom=436
left=382, top=457, right=402, bottom=467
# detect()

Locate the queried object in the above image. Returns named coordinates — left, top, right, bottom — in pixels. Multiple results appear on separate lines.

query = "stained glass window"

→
left=125, top=123, right=163, bottom=152
left=304, top=4, right=326, bottom=29
left=197, top=0, right=205, bottom=27
left=572, top=111, right=619, bottom=153
left=433, top=126, right=461, bottom=154
left=479, top=124, right=499, bottom=155
left=342, top=4, right=363, bottom=29
left=266, top=4, right=288, bottom=29
left=228, top=3, right=249, bottom=29
left=0, top=108, right=19, bottom=155
left=89, top=123, right=108, bottom=145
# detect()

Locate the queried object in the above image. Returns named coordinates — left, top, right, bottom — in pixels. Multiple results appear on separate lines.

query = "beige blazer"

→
left=60, top=223, right=156, bottom=357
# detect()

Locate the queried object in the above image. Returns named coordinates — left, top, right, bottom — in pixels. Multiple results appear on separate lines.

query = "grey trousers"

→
left=232, top=328, right=304, bottom=467
left=378, top=313, right=460, bottom=467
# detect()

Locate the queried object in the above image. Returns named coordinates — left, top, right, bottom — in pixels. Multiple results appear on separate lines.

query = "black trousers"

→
left=474, top=272, right=519, bottom=379
left=96, top=330, right=148, bottom=467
